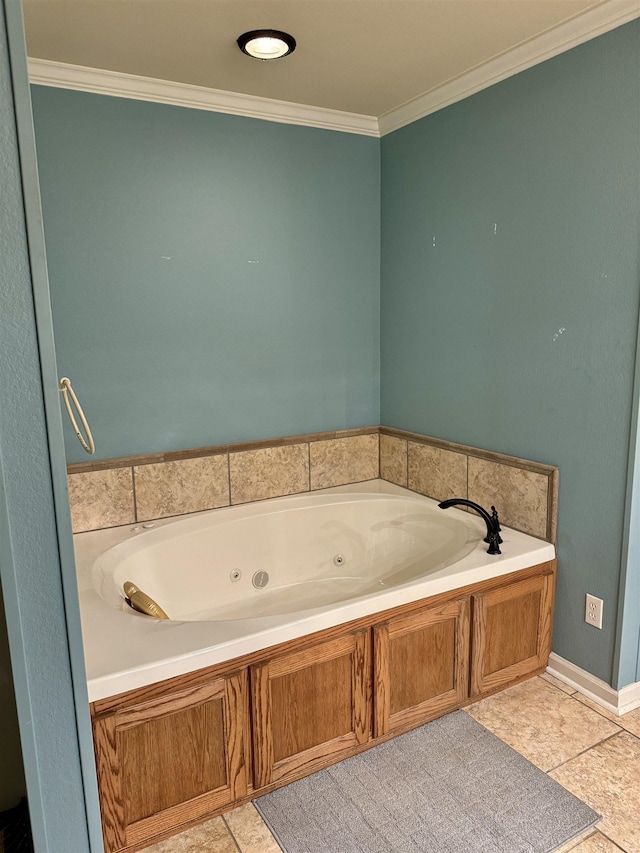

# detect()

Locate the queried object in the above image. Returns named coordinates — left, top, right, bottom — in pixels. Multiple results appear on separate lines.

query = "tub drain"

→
left=252, top=571, right=270, bottom=589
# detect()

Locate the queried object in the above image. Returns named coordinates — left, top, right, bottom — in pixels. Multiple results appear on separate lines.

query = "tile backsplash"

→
left=134, top=455, right=230, bottom=522
left=67, top=425, right=558, bottom=542
left=379, top=427, right=558, bottom=542
left=68, top=467, right=135, bottom=533
left=229, top=443, right=309, bottom=505
left=310, top=434, right=379, bottom=490
left=67, top=428, right=379, bottom=533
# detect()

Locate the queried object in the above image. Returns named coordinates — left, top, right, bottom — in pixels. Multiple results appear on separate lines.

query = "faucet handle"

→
left=491, top=506, right=503, bottom=544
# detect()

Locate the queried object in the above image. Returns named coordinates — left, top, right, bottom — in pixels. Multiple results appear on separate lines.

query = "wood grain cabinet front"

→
left=373, top=597, right=470, bottom=738
left=250, top=628, right=371, bottom=789
left=92, top=670, right=249, bottom=853
left=90, top=560, right=556, bottom=851
left=470, top=565, right=555, bottom=697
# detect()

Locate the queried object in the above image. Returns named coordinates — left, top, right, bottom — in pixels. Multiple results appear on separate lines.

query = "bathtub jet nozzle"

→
left=437, top=498, right=503, bottom=555
left=123, top=581, right=170, bottom=619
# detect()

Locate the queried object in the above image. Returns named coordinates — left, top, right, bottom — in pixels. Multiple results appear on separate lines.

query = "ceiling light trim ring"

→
left=237, top=29, right=296, bottom=61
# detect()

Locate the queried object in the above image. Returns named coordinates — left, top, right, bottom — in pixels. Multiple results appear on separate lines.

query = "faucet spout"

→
left=438, top=498, right=502, bottom=555
left=123, top=581, right=170, bottom=619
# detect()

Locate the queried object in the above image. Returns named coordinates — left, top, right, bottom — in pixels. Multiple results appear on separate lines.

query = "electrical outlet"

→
left=585, top=594, right=603, bottom=629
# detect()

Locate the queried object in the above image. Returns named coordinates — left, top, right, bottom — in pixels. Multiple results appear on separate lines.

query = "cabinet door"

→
left=471, top=569, right=554, bottom=697
left=93, top=671, right=248, bottom=853
left=373, top=598, right=470, bottom=738
left=251, top=629, right=371, bottom=789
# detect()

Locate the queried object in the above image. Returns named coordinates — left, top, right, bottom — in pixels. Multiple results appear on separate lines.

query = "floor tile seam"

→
left=570, top=695, right=640, bottom=740
left=563, top=696, right=626, bottom=737
left=540, top=673, right=578, bottom=697
left=604, top=720, right=640, bottom=742
left=540, top=669, right=578, bottom=692
left=598, top=827, right=629, bottom=852
left=221, top=813, right=243, bottom=853
left=569, top=693, right=612, bottom=721
left=465, top=708, right=621, bottom=772
left=569, top=692, right=637, bottom=727
left=545, top=728, right=627, bottom=775
left=537, top=675, right=574, bottom=697
left=560, top=829, right=600, bottom=851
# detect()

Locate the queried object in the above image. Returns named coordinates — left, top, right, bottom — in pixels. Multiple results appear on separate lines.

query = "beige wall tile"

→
left=230, top=443, right=309, bottom=504
left=468, top=456, right=549, bottom=539
left=68, top=468, right=135, bottom=533
left=407, top=442, right=467, bottom=501
left=309, top=433, right=379, bottom=490
left=380, top=434, right=407, bottom=487
left=134, top=455, right=229, bottom=522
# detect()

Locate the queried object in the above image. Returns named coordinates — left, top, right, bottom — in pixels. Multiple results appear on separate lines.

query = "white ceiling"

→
left=22, top=0, right=634, bottom=120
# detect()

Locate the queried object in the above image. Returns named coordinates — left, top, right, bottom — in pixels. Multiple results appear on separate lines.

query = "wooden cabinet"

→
left=470, top=567, right=554, bottom=697
left=251, top=629, right=371, bottom=789
left=92, top=670, right=248, bottom=853
left=373, top=597, right=470, bottom=738
left=91, top=560, right=556, bottom=851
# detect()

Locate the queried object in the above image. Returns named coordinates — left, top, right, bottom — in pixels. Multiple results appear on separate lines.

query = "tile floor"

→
left=145, top=674, right=640, bottom=852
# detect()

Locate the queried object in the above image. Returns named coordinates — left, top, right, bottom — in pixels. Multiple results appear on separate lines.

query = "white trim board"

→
left=27, top=59, right=380, bottom=137
left=547, top=652, right=640, bottom=716
left=27, top=0, right=639, bottom=137
left=378, top=0, right=640, bottom=135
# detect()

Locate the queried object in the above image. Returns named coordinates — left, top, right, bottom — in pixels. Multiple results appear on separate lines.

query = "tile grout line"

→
left=405, top=438, right=409, bottom=487
left=540, top=673, right=578, bottom=696
left=131, top=465, right=138, bottom=523
left=600, top=829, right=629, bottom=852
left=546, top=729, right=624, bottom=775
left=569, top=692, right=640, bottom=741
left=561, top=829, right=599, bottom=852
left=466, top=452, right=469, bottom=500
left=220, top=814, right=243, bottom=853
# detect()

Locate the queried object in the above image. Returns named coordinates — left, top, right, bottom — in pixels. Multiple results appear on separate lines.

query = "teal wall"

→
left=29, top=21, right=640, bottom=686
left=31, top=89, right=381, bottom=463
left=380, top=22, right=640, bottom=684
left=0, top=2, right=94, bottom=847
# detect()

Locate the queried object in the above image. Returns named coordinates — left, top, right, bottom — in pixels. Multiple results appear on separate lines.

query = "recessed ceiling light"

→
left=237, top=30, right=296, bottom=61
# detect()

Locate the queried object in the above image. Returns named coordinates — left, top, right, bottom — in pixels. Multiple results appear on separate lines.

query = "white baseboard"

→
left=547, top=652, right=640, bottom=716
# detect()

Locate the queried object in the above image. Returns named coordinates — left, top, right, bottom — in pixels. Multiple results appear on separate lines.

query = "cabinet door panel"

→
left=374, top=598, right=470, bottom=738
left=251, top=629, right=371, bottom=789
left=120, top=698, right=227, bottom=824
left=94, top=672, right=248, bottom=852
left=471, top=569, right=554, bottom=696
left=271, top=655, right=353, bottom=761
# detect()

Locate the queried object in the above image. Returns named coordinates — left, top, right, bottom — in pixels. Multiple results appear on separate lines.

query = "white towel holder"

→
left=58, top=377, right=95, bottom=455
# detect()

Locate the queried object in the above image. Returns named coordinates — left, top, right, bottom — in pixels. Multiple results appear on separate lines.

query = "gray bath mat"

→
left=254, top=710, right=598, bottom=853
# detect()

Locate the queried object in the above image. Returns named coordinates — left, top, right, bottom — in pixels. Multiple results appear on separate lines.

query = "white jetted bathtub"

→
left=75, top=481, right=555, bottom=701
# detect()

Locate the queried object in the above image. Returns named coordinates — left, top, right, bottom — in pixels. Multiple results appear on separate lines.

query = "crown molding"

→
left=27, top=58, right=380, bottom=137
left=378, top=0, right=640, bottom=136
left=28, top=0, right=639, bottom=138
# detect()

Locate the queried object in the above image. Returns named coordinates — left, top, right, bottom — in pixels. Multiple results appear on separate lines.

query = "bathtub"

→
left=75, top=481, right=555, bottom=701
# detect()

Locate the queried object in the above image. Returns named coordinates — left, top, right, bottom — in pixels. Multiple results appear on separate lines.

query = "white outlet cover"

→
left=585, top=593, right=603, bottom=629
